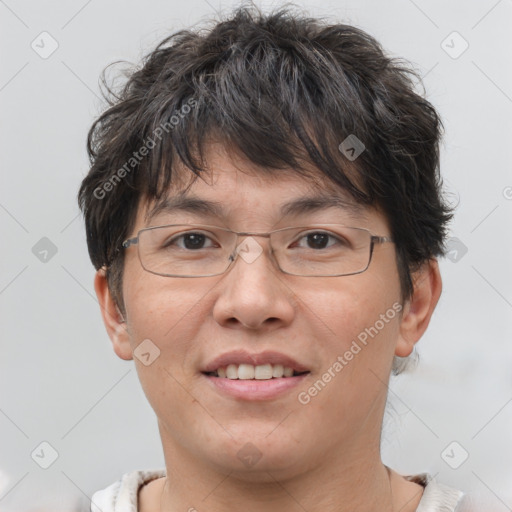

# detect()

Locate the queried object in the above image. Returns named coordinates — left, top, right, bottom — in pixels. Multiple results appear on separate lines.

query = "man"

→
left=79, top=6, right=467, bottom=511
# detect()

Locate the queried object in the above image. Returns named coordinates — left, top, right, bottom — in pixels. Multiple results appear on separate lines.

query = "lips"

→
left=201, top=350, right=310, bottom=400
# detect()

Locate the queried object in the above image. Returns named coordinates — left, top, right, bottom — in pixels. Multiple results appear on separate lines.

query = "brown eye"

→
left=306, top=233, right=330, bottom=249
left=294, top=231, right=342, bottom=250
left=163, top=232, right=216, bottom=250
left=181, top=233, right=207, bottom=249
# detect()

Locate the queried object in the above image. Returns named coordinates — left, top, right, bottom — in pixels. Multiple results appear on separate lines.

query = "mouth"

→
left=201, top=351, right=311, bottom=400
left=203, top=363, right=310, bottom=380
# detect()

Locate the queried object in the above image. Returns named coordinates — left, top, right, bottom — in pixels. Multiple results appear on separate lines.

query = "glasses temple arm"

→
left=122, top=237, right=139, bottom=249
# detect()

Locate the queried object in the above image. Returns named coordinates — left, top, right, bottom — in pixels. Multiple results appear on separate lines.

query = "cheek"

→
left=293, top=281, right=402, bottom=432
left=293, top=271, right=401, bottom=347
left=123, top=270, right=210, bottom=364
left=122, top=274, right=211, bottom=419
left=293, top=271, right=402, bottom=410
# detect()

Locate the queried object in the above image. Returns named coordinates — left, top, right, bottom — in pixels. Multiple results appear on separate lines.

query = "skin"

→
left=95, top=143, right=442, bottom=512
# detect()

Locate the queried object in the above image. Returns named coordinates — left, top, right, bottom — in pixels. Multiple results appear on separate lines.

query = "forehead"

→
left=139, top=143, right=379, bottom=227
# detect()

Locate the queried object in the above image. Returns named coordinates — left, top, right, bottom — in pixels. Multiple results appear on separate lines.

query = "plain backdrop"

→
left=1, top=0, right=511, bottom=510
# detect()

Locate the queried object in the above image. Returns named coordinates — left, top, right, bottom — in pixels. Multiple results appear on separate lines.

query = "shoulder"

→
left=90, top=468, right=166, bottom=512
left=404, top=473, right=465, bottom=511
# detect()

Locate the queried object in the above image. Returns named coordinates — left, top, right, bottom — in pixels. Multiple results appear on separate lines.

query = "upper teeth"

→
left=215, top=364, right=295, bottom=380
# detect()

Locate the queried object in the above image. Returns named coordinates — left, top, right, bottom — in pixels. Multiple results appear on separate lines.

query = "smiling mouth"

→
left=203, top=363, right=310, bottom=380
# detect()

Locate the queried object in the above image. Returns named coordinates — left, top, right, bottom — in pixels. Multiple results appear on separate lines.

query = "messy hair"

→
left=78, top=6, right=453, bottom=374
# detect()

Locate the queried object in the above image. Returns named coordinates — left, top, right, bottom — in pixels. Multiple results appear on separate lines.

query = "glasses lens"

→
left=272, top=225, right=371, bottom=276
left=138, top=225, right=234, bottom=277
left=135, top=224, right=372, bottom=277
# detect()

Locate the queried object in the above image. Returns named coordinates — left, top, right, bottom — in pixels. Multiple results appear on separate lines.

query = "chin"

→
left=200, top=432, right=309, bottom=479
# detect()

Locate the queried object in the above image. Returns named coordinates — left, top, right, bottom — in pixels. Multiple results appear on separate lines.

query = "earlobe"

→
left=395, top=259, right=442, bottom=357
left=94, top=268, right=133, bottom=361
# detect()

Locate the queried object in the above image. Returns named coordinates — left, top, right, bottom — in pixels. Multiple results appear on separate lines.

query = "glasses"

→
left=121, top=224, right=393, bottom=278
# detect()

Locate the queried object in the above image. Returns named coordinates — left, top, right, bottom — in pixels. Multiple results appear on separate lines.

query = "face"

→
left=97, top=143, right=440, bottom=481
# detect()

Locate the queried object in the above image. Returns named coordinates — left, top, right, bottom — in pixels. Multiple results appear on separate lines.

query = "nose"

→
left=212, top=236, right=295, bottom=331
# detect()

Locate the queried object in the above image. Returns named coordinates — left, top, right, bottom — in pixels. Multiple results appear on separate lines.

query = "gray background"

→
left=1, top=0, right=511, bottom=510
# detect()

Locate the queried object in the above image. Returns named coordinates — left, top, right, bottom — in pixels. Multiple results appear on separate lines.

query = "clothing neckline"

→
left=91, top=468, right=464, bottom=512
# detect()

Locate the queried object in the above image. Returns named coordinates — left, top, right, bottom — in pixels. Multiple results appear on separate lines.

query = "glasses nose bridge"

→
left=231, top=229, right=274, bottom=247
left=227, top=230, right=278, bottom=268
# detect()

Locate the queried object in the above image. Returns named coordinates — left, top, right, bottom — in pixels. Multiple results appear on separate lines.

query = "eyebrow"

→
left=280, top=195, right=367, bottom=219
left=146, top=193, right=367, bottom=223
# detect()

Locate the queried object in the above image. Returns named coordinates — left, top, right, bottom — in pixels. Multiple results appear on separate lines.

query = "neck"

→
left=158, top=445, right=395, bottom=512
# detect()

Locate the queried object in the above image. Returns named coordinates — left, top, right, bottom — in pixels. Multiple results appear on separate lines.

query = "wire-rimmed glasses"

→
left=121, top=224, right=393, bottom=277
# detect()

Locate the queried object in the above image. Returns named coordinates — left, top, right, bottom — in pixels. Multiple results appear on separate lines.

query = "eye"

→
left=293, top=231, right=346, bottom=250
left=164, top=232, right=218, bottom=250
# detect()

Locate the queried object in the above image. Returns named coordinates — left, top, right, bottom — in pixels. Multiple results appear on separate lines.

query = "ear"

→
left=94, top=268, right=133, bottom=361
left=395, top=258, right=442, bottom=357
